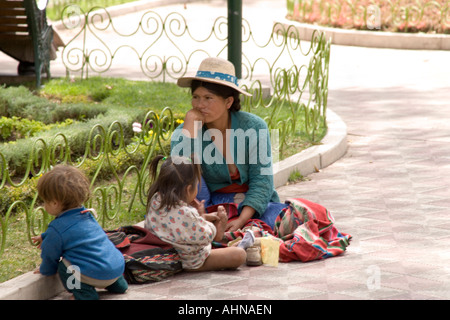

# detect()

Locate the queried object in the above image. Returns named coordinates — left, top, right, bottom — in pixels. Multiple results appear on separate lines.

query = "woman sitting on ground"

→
left=171, top=57, right=287, bottom=232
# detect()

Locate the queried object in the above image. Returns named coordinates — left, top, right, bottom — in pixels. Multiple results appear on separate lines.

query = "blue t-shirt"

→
left=39, top=207, right=124, bottom=280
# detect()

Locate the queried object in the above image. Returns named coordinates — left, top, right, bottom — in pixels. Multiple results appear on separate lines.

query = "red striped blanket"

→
left=274, top=198, right=351, bottom=262
left=216, top=198, right=351, bottom=263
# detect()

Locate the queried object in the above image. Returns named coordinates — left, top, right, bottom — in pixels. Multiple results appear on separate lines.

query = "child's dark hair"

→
left=37, top=164, right=91, bottom=212
left=146, top=155, right=202, bottom=211
left=191, top=80, right=241, bottom=112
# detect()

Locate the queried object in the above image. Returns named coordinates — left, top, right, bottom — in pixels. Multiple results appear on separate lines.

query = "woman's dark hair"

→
left=191, top=80, right=241, bottom=112
left=146, top=155, right=202, bottom=211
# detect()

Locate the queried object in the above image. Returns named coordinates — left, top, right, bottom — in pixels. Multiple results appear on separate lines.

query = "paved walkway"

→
left=276, top=46, right=450, bottom=299
left=5, top=0, right=450, bottom=301
left=88, top=46, right=450, bottom=300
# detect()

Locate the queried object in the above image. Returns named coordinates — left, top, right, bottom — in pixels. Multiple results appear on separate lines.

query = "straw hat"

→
left=177, top=57, right=251, bottom=96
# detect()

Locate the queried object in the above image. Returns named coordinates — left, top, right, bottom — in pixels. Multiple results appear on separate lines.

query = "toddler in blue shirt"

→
left=32, top=164, right=128, bottom=300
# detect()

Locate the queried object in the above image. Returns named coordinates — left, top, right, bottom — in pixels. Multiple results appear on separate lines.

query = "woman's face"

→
left=191, top=86, right=233, bottom=125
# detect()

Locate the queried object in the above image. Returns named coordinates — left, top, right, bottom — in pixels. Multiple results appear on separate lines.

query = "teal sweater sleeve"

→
left=170, top=111, right=279, bottom=216
left=231, top=112, right=280, bottom=215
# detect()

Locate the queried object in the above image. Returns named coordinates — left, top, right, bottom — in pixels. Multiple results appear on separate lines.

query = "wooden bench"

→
left=0, top=0, right=53, bottom=87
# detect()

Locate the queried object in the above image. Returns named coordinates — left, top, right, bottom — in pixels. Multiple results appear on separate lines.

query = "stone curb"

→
left=275, top=18, right=450, bottom=50
left=0, top=271, right=64, bottom=300
left=0, top=107, right=347, bottom=300
left=273, top=108, right=347, bottom=188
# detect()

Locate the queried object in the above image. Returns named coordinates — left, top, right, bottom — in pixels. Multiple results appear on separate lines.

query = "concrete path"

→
left=2, top=0, right=450, bottom=301
left=276, top=45, right=450, bottom=299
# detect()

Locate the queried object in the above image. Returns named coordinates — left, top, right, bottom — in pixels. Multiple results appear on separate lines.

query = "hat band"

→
left=196, top=71, right=238, bottom=86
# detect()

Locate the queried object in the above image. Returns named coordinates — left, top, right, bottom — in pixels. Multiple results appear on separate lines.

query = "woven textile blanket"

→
left=216, top=198, right=351, bottom=263
left=274, top=198, right=352, bottom=262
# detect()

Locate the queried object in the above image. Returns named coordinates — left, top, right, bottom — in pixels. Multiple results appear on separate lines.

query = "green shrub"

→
left=0, top=116, right=50, bottom=142
left=0, top=140, right=167, bottom=216
left=0, top=85, right=111, bottom=124
left=0, top=175, right=39, bottom=217
left=0, top=86, right=53, bottom=120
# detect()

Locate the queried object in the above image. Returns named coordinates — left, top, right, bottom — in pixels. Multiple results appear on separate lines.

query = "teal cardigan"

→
left=170, top=111, right=279, bottom=216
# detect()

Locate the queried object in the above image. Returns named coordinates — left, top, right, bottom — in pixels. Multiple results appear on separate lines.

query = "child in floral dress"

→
left=145, top=155, right=251, bottom=271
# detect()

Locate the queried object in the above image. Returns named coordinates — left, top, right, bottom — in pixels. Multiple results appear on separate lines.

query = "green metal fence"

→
left=0, top=6, right=330, bottom=259
left=0, top=107, right=174, bottom=257
left=59, top=5, right=330, bottom=146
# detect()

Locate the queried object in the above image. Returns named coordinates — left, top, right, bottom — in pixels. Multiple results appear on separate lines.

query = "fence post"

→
left=227, top=0, right=242, bottom=78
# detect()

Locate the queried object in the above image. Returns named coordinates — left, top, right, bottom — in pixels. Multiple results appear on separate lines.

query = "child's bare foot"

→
left=202, top=213, right=219, bottom=222
left=213, top=206, right=228, bottom=242
left=217, top=205, right=227, bottom=224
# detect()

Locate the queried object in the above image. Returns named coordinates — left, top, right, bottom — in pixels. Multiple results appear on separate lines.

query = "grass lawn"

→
left=46, top=0, right=139, bottom=21
left=39, top=77, right=192, bottom=113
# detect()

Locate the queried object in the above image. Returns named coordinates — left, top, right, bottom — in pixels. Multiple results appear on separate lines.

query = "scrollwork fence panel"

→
left=0, top=109, right=171, bottom=258
left=59, top=5, right=329, bottom=150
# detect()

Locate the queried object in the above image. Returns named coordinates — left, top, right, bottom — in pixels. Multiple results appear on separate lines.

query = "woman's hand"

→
left=185, top=108, right=205, bottom=123
left=226, top=206, right=255, bottom=232
left=183, top=109, right=205, bottom=138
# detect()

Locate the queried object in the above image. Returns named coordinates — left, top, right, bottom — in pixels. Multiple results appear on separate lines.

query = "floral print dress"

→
left=145, top=192, right=217, bottom=269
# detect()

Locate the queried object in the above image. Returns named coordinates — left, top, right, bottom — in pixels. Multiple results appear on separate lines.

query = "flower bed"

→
left=287, top=0, right=450, bottom=34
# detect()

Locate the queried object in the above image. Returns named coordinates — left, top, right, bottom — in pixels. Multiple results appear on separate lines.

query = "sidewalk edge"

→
left=275, top=18, right=450, bottom=50
left=273, top=108, right=347, bottom=188
left=0, top=271, right=64, bottom=300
